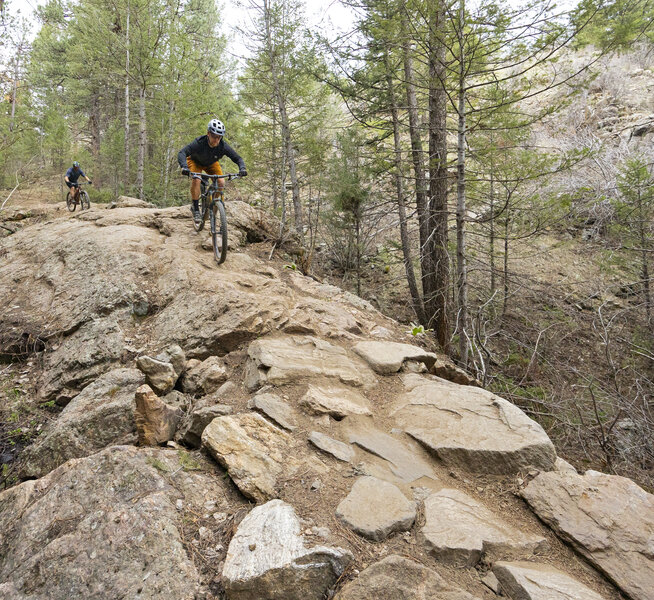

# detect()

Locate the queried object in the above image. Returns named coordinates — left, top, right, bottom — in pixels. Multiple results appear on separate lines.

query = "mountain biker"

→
left=64, top=161, right=92, bottom=204
left=178, top=119, right=248, bottom=224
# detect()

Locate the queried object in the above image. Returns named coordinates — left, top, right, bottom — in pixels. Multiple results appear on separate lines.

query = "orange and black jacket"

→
left=177, top=136, right=246, bottom=171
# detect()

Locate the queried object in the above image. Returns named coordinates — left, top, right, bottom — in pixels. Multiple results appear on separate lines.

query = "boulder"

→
left=521, top=470, right=654, bottom=600
left=420, top=488, right=547, bottom=566
left=301, top=383, right=372, bottom=419
left=245, top=336, right=377, bottom=391
left=492, top=561, right=606, bottom=600
left=136, top=344, right=186, bottom=394
left=180, top=355, right=228, bottom=395
left=334, top=554, right=481, bottom=600
left=394, top=374, right=556, bottom=474
left=335, top=477, right=416, bottom=541
left=134, top=384, right=183, bottom=445
left=223, top=499, right=352, bottom=600
left=1, top=445, right=237, bottom=600
left=352, top=341, right=438, bottom=374
left=248, top=392, right=298, bottom=431
left=20, top=368, right=145, bottom=478
left=308, top=432, right=355, bottom=463
left=177, top=404, right=233, bottom=448
left=202, top=413, right=296, bottom=502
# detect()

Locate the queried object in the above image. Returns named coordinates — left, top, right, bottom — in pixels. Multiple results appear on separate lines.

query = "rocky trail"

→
left=0, top=198, right=652, bottom=600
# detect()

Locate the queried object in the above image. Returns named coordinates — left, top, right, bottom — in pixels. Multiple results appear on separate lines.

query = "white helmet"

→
left=208, top=119, right=225, bottom=136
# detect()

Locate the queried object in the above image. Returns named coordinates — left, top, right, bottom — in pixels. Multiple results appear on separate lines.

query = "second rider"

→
left=178, top=118, right=247, bottom=224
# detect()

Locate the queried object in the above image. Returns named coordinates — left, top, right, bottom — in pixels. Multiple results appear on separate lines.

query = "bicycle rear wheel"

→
left=66, top=191, right=76, bottom=212
left=194, top=197, right=208, bottom=232
left=210, top=196, right=227, bottom=264
left=80, top=191, right=90, bottom=210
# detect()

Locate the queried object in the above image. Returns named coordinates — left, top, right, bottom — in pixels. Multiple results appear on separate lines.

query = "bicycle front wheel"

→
left=194, top=197, right=208, bottom=232
left=80, top=191, right=90, bottom=210
left=210, top=197, right=227, bottom=264
left=66, top=191, right=76, bottom=212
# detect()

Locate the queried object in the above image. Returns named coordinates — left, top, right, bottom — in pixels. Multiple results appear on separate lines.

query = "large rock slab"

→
left=248, top=392, right=298, bottom=431
left=394, top=374, right=556, bottom=474
left=301, top=383, right=372, bottom=418
left=334, top=554, right=481, bottom=600
left=134, top=384, right=183, bottom=445
left=521, top=470, right=654, bottom=600
left=421, top=488, right=547, bottom=566
left=492, top=561, right=606, bottom=600
left=308, top=432, right=355, bottom=462
left=223, top=499, right=352, bottom=600
left=202, top=413, right=295, bottom=502
left=245, top=336, right=377, bottom=391
left=336, top=477, right=416, bottom=541
left=177, top=404, right=233, bottom=447
left=0, top=445, right=237, bottom=600
left=352, top=341, right=438, bottom=374
left=344, top=418, right=436, bottom=482
left=20, top=368, right=145, bottom=478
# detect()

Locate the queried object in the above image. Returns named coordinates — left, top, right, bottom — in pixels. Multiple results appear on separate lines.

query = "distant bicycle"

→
left=66, top=181, right=91, bottom=212
left=182, top=169, right=241, bottom=264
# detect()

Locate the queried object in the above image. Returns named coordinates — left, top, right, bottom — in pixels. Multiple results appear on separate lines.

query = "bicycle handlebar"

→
left=181, top=170, right=241, bottom=181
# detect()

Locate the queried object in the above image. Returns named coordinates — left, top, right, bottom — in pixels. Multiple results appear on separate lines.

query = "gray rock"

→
left=134, top=384, right=183, bottom=445
left=308, top=432, right=355, bottom=462
left=202, top=413, right=296, bottom=502
left=301, top=383, right=372, bottom=418
left=1, top=445, right=237, bottom=600
left=245, top=336, right=377, bottom=391
left=20, top=368, right=145, bottom=478
left=249, top=392, right=298, bottom=431
left=223, top=499, right=352, bottom=600
left=395, top=374, right=556, bottom=474
left=493, top=561, right=606, bottom=600
left=334, top=554, right=481, bottom=600
left=336, top=477, right=416, bottom=541
left=344, top=419, right=436, bottom=483
left=420, top=488, right=547, bottom=566
left=352, top=341, right=438, bottom=374
left=180, top=355, right=228, bottom=395
left=136, top=344, right=186, bottom=394
left=178, top=404, right=234, bottom=448
left=521, top=470, right=654, bottom=600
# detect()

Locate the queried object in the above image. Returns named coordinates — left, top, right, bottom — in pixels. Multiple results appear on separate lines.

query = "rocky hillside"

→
left=0, top=198, right=652, bottom=600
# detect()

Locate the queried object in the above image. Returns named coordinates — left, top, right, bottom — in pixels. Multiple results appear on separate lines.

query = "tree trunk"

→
left=427, top=0, right=450, bottom=352
left=489, top=149, right=496, bottom=293
left=636, top=187, right=652, bottom=329
left=386, top=52, right=427, bottom=326
left=456, top=0, right=468, bottom=366
left=402, top=16, right=430, bottom=296
left=125, top=3, right=130, bottom=192
left=137, top=86, right=146, bottom=199
left=503, top=211, right=510, bottom=318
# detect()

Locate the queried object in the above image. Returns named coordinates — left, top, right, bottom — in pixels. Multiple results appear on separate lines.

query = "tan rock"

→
left=248, top=392, right=298, bottom=431
left=308, top=432, right=355, bottom=462
left=336, top=477, right=416, bottom=541
left=134, top=384, right=183, bottom=445
left=394, top=374, right=556, bottom=474
left=202, top=413, right=295, bottom=502
left=334, top=555, right=481, bottom=600
left=420, top=488, right=547, bottom=566
left=352, top=341, right=438, bottom=374
left=301, top=383, right=372, bottom=418
left=180, top=356, right=228, bottom=395
left=521, top=470, right=654, bottom=600
left=245, top=335, right=377, bottom=391
left=493, top=561, right=606, bottom=600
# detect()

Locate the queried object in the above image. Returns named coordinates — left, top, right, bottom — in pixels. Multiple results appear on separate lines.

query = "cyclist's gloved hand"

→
left=181, top=168, right=190, bottom=176
left=88, top=181, right=93, bottom=185
left=239, top=168, right=248, bottom=177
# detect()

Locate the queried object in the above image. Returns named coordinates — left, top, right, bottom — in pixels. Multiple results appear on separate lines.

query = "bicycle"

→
left=66, top=182, right=91, bottom=212
left=182, top=169, right=241, bottom=264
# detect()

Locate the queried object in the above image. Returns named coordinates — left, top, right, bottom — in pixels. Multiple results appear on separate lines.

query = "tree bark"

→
left=137, top=85, right=146, bottom=199
left=125, top=2, right=130, bottom=192
left=427, top=0, right=450, bottom=352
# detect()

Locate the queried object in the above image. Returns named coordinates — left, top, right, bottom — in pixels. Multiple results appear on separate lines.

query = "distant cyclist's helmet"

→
left=73, top=161, right=80, bottom=168
left=207, top=119, right=225, bottom=136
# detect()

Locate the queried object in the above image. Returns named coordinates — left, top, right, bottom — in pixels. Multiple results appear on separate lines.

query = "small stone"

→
left=176, top=500, right=183, bottom=511
left=213, top=512, right=228, bottom=522
left=249, top=543, right=257, bottom=551
left=482, top=572, right=500, bottom=594
left=311, top=479, right=322, bottom=491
